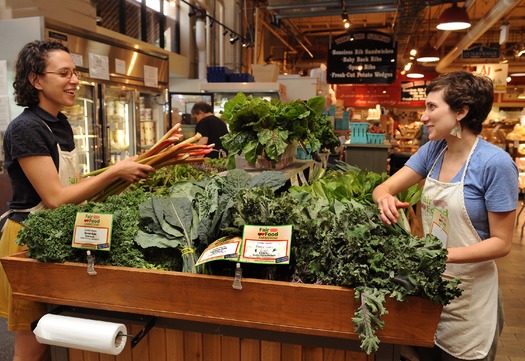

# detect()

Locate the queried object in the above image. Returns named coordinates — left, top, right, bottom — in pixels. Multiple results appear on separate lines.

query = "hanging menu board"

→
left=400, top=80, right=431, bottom=104
left=327, top=30, right=397, bottom=84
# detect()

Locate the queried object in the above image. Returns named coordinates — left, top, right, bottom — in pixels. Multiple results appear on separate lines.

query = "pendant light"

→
left=437, top=3, right=471, bottom=31
left=417, top=42, right=440, bottom=62
left=407, top=63, right=425, bottom=78
left=417, top=8, right=440, bottom=63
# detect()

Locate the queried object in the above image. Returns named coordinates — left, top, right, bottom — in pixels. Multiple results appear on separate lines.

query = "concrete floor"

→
left=0, top=318, right=13, bottom=361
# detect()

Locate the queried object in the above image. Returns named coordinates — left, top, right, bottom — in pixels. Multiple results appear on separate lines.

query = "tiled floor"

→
left=495, top=228, right=525, bottom=361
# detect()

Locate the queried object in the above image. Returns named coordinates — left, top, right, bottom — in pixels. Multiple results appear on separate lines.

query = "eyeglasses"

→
left=44, top=69, right=81, bottom=80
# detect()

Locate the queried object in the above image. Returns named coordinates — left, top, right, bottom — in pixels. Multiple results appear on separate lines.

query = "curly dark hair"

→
left=13, top=40, right=70, bottom=107
left=425, top=70, right=493, bottom=135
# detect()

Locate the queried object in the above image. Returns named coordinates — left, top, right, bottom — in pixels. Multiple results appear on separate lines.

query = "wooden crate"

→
left=1, top=252, right=442, bottom=360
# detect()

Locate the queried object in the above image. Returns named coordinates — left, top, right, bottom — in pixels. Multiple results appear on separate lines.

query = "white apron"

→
left=0, top=121, right=79, bottom=225
left=420, top=137, right=498, bottom=360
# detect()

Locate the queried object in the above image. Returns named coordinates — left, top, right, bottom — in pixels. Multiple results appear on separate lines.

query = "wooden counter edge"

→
left=1, top=252, right=441, bottom=348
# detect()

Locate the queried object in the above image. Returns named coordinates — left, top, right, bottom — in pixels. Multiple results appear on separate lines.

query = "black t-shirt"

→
left=194, top=115, right=229, bottom=158
left=3, top=106, right=75, bottom=222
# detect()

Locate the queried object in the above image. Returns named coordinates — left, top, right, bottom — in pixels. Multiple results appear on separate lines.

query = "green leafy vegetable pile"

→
left=134, top=169, right=286, bottom=273
left=229, top=170, right=461, bottom=354
left=221, top=93, right=340, bottom=165
left=16, top=163, right=461, bottom=355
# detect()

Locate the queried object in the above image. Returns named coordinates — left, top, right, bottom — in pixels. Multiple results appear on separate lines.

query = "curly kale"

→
left=17, top=188, right=180, bottom=270
left=229, top=184, right=461, bottom=355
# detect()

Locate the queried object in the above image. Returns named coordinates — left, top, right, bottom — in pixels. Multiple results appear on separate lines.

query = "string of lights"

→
left=178, top=0, right=252, bottom=47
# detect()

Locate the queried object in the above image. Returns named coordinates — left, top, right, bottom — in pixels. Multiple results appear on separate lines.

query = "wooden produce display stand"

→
left=344, top=143, right=391, bottom=174
left=1, top=252, right=442, bottom=361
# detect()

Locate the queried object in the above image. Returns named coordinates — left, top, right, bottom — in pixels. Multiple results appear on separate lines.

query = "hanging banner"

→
left=400, top=80, right=432, bottom=104
left=327, top=30, right=397, bottom=85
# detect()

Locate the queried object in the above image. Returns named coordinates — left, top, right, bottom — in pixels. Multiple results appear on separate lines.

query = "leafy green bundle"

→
left=16, top=164, right=461, bottom=354
left=221, top=93, right=340, bottom=165
left=230, top=171, right=461, bottom=354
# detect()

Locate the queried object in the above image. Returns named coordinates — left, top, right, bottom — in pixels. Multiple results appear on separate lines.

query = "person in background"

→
left=190, top=101, right=229, bottom=158
left=372, top=71, right=517, bottom=361
left=416, top=123, right=430, bottom=146
left=0, top=40, right=155, bottom=361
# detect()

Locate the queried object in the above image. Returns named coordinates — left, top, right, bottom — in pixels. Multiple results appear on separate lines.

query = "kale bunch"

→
left=229, top=184, right=462, bottom=355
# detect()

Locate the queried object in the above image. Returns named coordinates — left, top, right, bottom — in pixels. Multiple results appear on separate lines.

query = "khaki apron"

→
left=421, top=137, right=498, bottom=360
left=0, top=121, right=79, bottom=329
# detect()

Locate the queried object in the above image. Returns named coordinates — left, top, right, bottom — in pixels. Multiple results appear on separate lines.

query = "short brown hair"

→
left=426, top=70, right=493, bottom=135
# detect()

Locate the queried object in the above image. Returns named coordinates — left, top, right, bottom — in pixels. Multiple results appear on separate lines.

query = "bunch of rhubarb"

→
left=85, top=124, right=213, bottom=202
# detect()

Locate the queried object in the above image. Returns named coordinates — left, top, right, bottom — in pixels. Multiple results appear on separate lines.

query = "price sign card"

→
left=195, top=236, right=243, bottom=266
left=240, top=225, right=292, bottom=264
left=72, top=212, right=113, bottom=251
left=195, top=225, right=292, bottom=266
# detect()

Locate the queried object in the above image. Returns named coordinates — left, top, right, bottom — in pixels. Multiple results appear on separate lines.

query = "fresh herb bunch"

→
left=129, top=163, right=214, bottom=196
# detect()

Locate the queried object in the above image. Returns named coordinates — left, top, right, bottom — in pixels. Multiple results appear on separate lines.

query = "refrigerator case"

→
left=137, top=92, right=167, bottom=153
left=103, top=87, right=136, bottom=164
left=199, top=82, right=286, bottom=115
left=102, top=88, right=168, bottom=165
left=61, top=83, right=100, bottom=174
left=168, top=92, right=214, bottom=139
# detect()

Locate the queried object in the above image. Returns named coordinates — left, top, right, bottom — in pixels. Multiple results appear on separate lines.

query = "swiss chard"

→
left=221, top=93, right=339, bottom=166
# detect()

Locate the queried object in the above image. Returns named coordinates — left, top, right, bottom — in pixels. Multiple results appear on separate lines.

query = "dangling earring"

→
left=450, top=123, right=462, bottom=139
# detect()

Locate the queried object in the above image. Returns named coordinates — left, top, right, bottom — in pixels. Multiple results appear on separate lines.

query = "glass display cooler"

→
left=103, top=87, right=136, bottom=165
left=102, top=88, right=168, bottom=166
left=199, top=82, right=286, bottom=115
left=168, top=92, right=214, bottom=139
left=138, top=91, right=169, bottom=152
left=61, top=83, right=101, bottom=174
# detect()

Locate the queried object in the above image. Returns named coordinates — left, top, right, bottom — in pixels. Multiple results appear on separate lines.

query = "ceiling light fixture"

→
left=418, top=8, right=440, bottom=62
left=436, top=3, right=471, bottom=31
left=407, top=64, right=425, bottom=79
left=229, top=33, right=239, bottom=44
left=417, top=42, right=440, bottom=62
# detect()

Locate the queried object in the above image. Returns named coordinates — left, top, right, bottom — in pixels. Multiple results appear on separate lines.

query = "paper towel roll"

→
left=33, top=314, right=128, bottom=355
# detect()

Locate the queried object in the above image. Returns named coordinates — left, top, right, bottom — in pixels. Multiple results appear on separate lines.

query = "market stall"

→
left=1, top=94, right=454, bottom=361
left=2, top=252, right=442, bottom=361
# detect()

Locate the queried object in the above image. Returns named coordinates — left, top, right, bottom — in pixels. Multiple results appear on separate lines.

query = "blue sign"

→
left=462, top=45, right=499, bottom=59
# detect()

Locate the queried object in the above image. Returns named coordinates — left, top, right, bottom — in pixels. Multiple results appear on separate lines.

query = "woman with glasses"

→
left=0, top=40, right=155, bottom=361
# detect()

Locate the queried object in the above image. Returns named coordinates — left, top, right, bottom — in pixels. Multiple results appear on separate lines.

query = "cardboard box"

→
left=251, top=64, right=279, bottom=82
